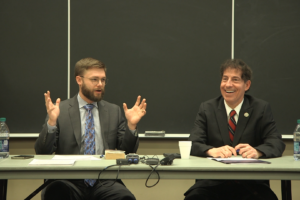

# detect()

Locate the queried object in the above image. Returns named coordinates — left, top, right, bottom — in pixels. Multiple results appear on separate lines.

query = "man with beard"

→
left=184, top=59, right=285, bottom=200
left=35, top=57, right=146, bottom=200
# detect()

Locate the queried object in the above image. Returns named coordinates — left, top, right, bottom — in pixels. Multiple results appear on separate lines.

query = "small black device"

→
left=163, top=153, right=181, bottom=158
left=116, top=159, right=129, bottom=165
left=11, top=155, right=34, bottom=159
left=160, top=154, right=176, bottom=165
left=126, top=153, right=139, bottom=164
left=145, top=158, right=159, bottom=165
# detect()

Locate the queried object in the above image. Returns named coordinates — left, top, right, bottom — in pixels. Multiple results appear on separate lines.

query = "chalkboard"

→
left=235, top=0, right=300, bottom=135
left=70, top=0, right=232, bottom=133
left=0, top=1, right=68, bottom=132
left=1, top=0, right=298, bottom=135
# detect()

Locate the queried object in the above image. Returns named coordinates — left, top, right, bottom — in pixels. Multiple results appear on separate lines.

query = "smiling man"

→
left=184, top=59, right=285, bottom=200
left=35, top=57, right=146, bottom=200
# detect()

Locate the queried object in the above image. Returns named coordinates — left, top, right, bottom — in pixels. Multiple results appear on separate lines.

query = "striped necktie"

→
left=228, top=110, right=237, bottom=145
left=83, top=104, right=96, bottom=187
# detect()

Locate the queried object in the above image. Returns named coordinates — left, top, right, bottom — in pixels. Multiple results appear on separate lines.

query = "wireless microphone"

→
left=145, top=158, right=159, bottom=165
left=116, top=159, right=129, bottom=165
left=160, top=154, right=176, bottom=165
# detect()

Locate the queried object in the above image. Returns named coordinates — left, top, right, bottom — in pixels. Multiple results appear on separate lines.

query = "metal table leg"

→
left=0, top=179, right=7, bottom=200
left=281, top=180, right=292, bottom=200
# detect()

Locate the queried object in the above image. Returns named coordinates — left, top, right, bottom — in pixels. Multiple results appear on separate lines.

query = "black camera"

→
left=126, top=153, right=139, bottom=164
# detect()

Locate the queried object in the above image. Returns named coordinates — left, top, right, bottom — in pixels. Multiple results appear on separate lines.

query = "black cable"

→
left=24, top=179, right=55, bottom=200
left=97, top=164, right=121, bottom=187
left=24, top=164, right=122, bottom=199
left=139, top=155, right=149, bottom=163
left=137, top=155, right=161, bottom=188
left=145, top=163, right=160, bottom=188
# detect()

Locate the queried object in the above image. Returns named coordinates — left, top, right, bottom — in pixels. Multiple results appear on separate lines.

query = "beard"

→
left=81, top=81, right=105, bottom=102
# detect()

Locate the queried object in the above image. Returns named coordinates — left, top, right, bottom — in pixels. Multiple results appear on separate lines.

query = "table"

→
left=0, top=155, right=299, bottom=200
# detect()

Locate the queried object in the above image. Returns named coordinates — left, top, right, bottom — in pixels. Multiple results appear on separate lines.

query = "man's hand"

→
left=235, top=143, right=263, bottom=159
left=206, top=145, right=237, bottom=158
left=44, top=91, right=60, bottom=126
left=123, top=96, right=147, bottom=130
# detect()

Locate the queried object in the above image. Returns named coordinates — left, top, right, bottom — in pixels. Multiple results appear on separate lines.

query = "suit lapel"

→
left=68, top=95, right=82, bottom=149
left=216, top=99, right=232, bottom=145
left=98, top=101, right=109, bottom=151
left=233, top=97, right=253, bottom=146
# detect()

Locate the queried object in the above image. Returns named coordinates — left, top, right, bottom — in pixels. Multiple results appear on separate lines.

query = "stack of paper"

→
left=29, top=159, right=75, bottom=166
left=29, top=155, right=101, bottom=166
left=52, top=155, right=101, bottom=160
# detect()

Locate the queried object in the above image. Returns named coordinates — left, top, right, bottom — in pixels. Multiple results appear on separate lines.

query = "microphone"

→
left=160, top=154, right=176, bottom=165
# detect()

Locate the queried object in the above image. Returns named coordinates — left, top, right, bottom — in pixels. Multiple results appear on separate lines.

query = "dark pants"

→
left=41, top=179, right=136, bottom=200
left=184, top=180, right=278, bottom=200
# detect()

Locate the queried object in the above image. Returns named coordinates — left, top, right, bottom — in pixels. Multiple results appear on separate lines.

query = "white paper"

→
left=29, top=159, right=75, bottom=166
left=52, top=155, right=101, bottom=161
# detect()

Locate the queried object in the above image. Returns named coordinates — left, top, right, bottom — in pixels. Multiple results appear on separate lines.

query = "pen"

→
left=11, top=155, right=34, bottom=159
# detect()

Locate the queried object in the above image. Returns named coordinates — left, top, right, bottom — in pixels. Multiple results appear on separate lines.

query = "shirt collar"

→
left=224, top=99, right=244, bottom=117
left=77, top=94, right=98, bottom=109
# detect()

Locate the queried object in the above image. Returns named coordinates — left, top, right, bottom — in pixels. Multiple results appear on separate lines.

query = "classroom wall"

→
left=1, top=0, right=300, bottom=136
left=7, top=138, right=300, bottom=200
left=1, top=1, right=300, bottom=199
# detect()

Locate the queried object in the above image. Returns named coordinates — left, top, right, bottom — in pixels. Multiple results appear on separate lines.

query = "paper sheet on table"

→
left=52, top=155, right=101, bottom=160
left=208, top=157, right=271, bottom=164
left=29, top=159, right=75, bottom=166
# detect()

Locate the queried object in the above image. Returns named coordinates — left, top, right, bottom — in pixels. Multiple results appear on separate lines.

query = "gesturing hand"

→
left=206, top=145, right=237, bottom=158
left=44, top=91, right=60, bottom=126
left=123, top=96, right=147, bottom=130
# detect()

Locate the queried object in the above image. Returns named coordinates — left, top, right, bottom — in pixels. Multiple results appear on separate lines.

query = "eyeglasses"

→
left=80, top=76, right=108, bottom=85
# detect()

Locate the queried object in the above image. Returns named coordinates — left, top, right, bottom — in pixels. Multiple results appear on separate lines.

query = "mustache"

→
left=94, top=87, right=104, bottom=90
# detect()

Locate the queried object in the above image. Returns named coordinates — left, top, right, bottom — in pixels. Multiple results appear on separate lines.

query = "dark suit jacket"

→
left=35, top=95, right=139, bottom=155
left=186, top=94, right=285, bottom=189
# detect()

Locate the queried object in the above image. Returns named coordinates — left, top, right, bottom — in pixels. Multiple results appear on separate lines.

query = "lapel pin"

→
left=244, top=112, right=249, bottom=117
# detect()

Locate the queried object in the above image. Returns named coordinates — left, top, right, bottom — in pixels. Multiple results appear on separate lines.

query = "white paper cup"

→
left=179, top=141, right=192, bottom=159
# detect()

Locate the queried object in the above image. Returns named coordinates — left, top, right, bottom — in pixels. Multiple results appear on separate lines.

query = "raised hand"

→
left=123, top=96, right=147, bottom=130
left=206, top=145, right=237, bottom=158
left=44, top=91, right=60, bottom=126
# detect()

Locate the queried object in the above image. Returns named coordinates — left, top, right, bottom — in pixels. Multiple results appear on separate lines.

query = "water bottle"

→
left=293, top=119, right=300, bottom=161
left=0, top=118, right=10, bottom=158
